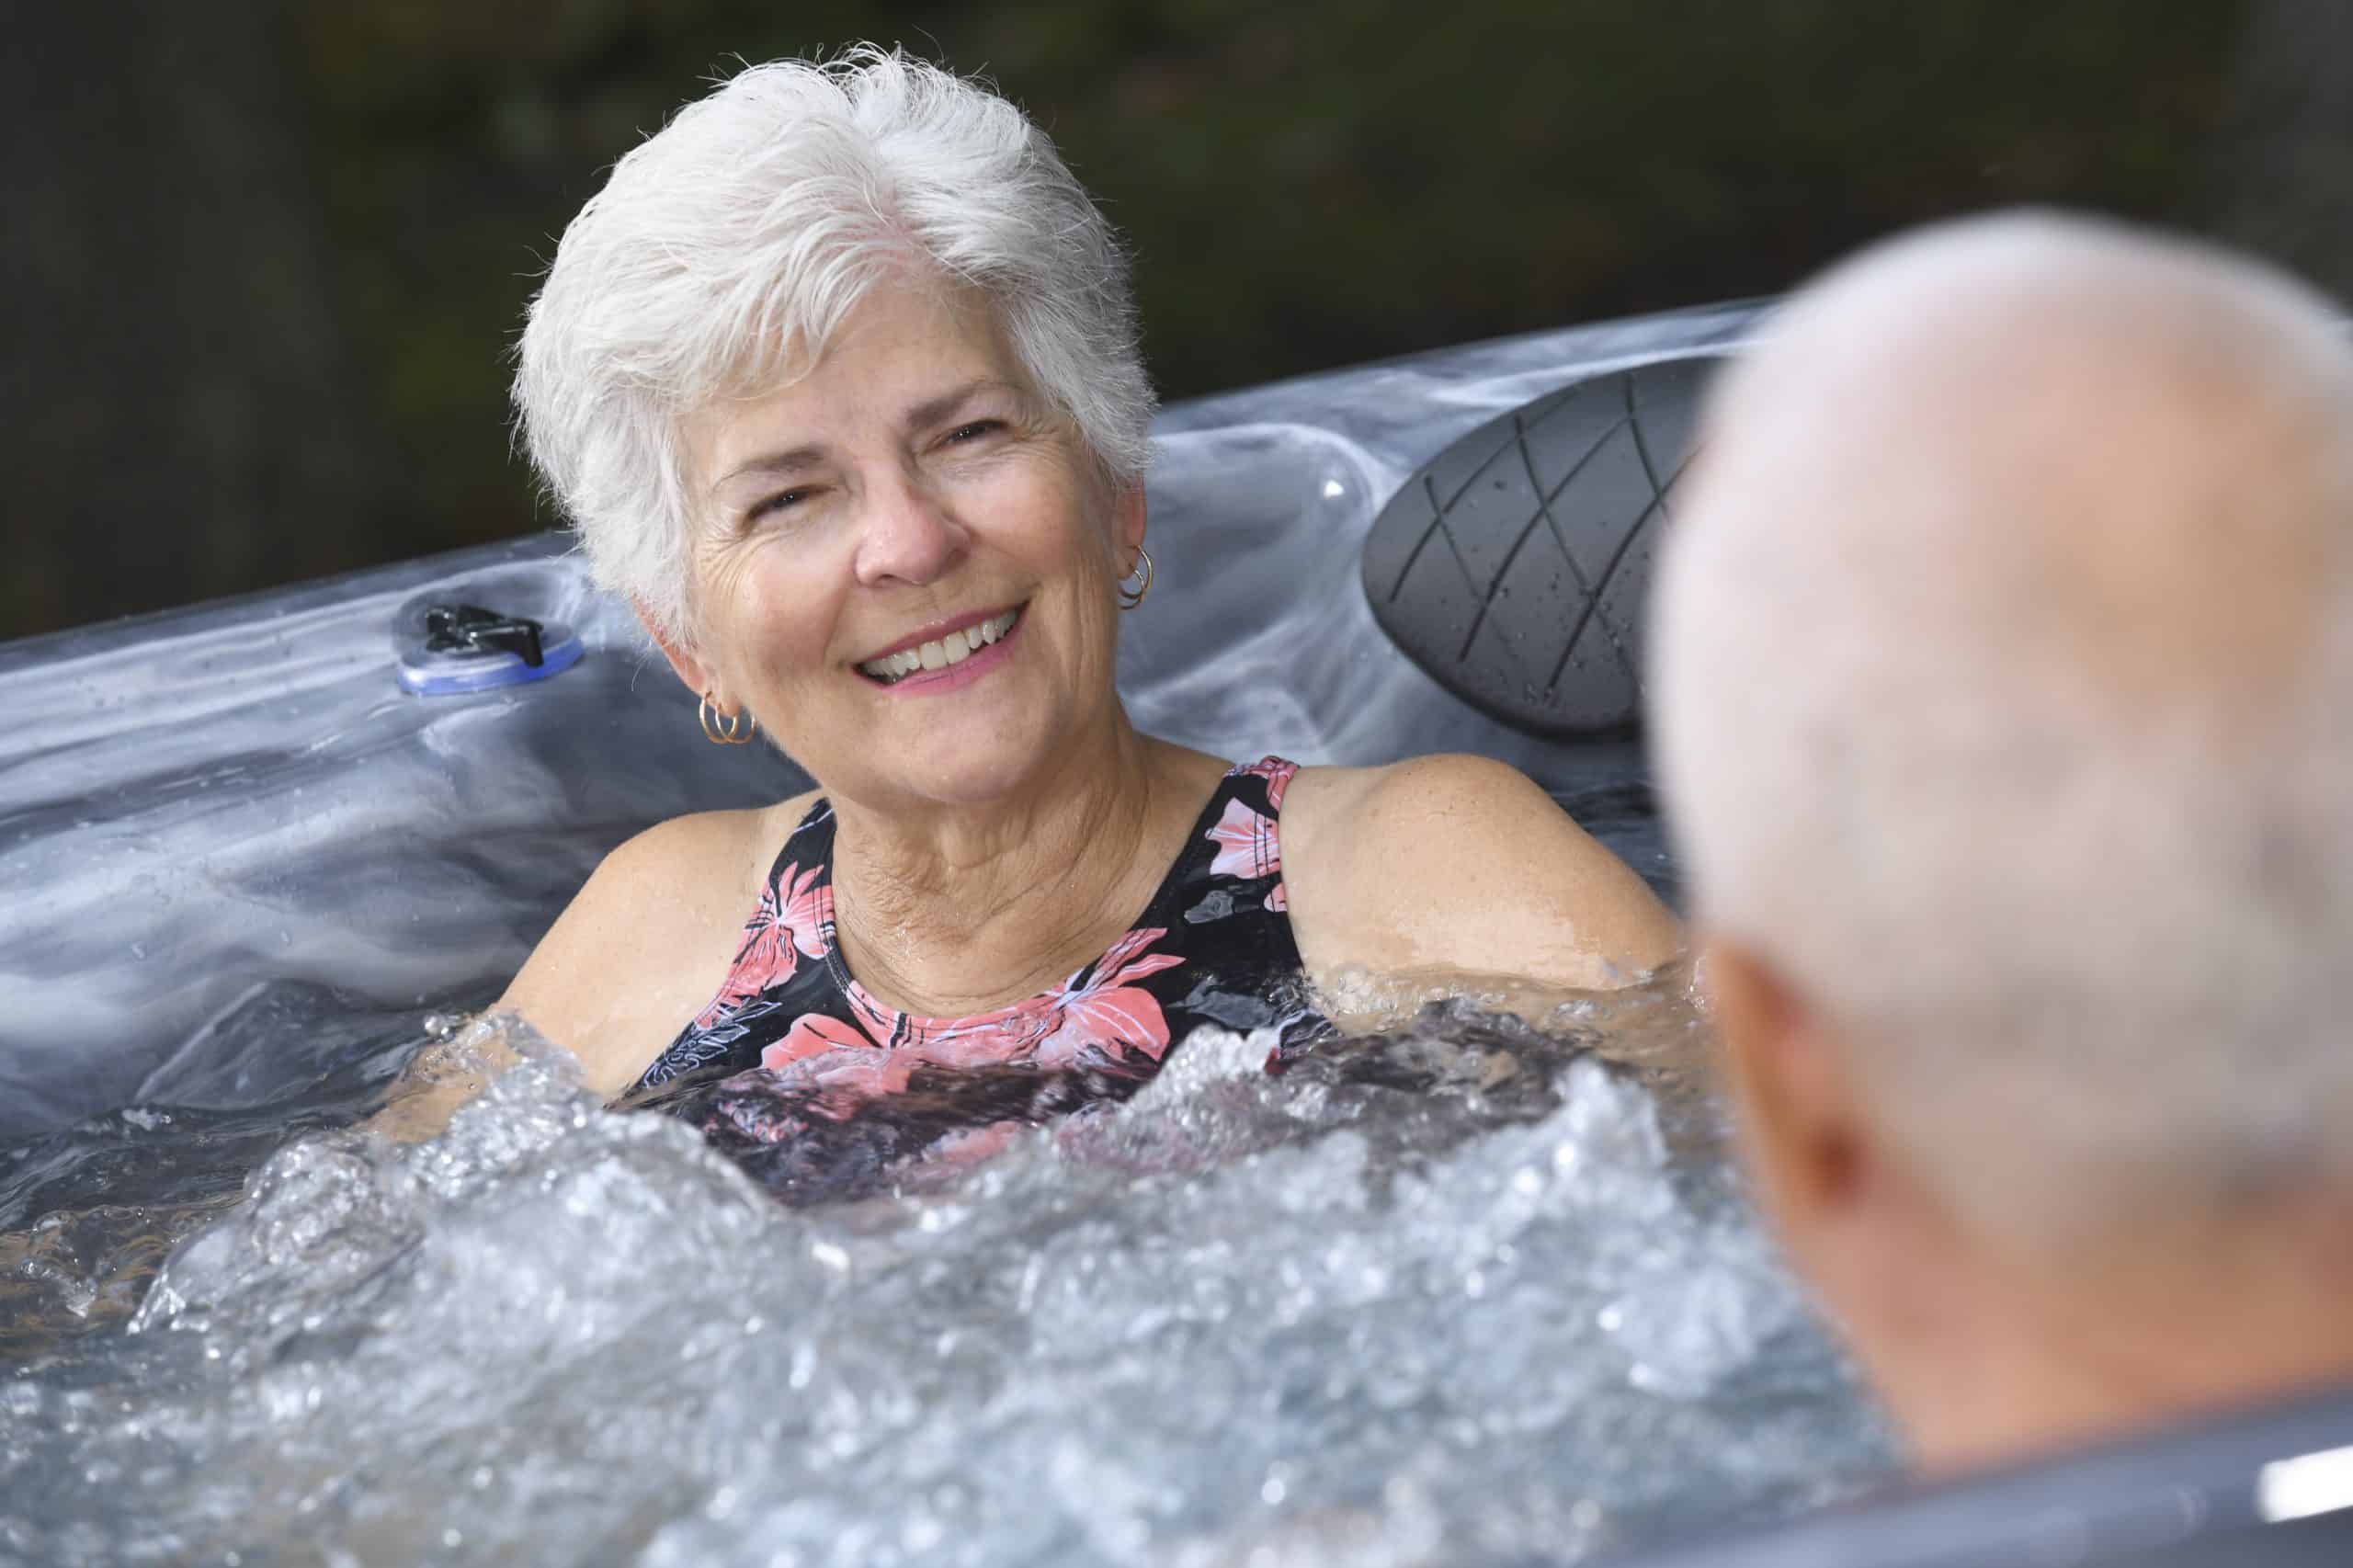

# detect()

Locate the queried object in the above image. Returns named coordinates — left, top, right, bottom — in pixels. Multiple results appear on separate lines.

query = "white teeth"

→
left=858, top=608, right=1020, bottom=683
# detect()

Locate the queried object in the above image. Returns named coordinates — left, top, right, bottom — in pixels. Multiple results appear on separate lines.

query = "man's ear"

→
left=1703, top=937, right=1987, bottom=1465
left=1700, top=936, right=1868, bottom=1232
left=631, top=597, right=717, bottom=701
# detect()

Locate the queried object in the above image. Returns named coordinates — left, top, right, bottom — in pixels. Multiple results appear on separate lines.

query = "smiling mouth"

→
left=856, top=607, right=1022, bottom=685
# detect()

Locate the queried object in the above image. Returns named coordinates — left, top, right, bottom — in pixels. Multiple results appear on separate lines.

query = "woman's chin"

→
left=853, top=719, right=1067, bottom=810
left=881, top=753, right=1051, bottom=809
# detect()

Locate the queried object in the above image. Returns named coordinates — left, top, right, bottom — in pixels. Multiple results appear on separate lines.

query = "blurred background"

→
left=5, top=0, right=2347, bottom=642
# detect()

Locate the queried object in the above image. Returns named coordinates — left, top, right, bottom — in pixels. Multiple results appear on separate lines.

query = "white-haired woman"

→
left=501, top=51, right=1677, bottom=1134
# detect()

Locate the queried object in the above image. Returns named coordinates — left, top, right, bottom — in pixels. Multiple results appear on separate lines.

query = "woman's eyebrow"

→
left=709, top=444, right=827, bottom=496
left=903, top=378, right=1019, bottom=431
left=707, top=380, right=1022, bottom=495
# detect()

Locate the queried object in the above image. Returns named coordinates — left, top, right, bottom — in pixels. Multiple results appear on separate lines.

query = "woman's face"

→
left=665, top=278, right=1143, bottom=812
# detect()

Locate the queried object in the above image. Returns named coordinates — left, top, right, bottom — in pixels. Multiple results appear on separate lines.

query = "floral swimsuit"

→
left=624, top=758, right=1332, bottom=1172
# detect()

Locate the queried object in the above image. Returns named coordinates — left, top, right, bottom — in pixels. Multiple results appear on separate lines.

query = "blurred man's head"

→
left=1649, top=211, right=2353, bottom=1473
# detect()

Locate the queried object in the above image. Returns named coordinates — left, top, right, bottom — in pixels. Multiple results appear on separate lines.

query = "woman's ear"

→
left=1114, top=479, right=1147, bottom=568
left=631, top=597, right=717, bottom=700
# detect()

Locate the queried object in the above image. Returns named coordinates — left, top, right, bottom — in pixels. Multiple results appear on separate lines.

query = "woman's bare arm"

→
left=499, top=806, right=792, bottom=1097
left=369, top=804, right=793, bottom=1142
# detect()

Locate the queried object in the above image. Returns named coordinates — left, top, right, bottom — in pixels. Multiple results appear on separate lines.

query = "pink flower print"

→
left=904, top=998, right=1059, bottom=1067
left=793, top=1049, right=918, bottom=1119
left=699, top=862, right=834, bottom=1024
left=760, top=1010, right=876, bottom=1073
left=1235, top=756, right=1296, bottom=811
left=923, top=1119, right=1026, bottom=1170
left=775, top=861, right=835, bottom=953
left=1264, top=881, right=1288, bottom=914
left=1205, top=797, right=1282, bottom=881
left=1040, top=926, right=1184, bottom=1068
left=713, top=1042, right=915, bottom=1138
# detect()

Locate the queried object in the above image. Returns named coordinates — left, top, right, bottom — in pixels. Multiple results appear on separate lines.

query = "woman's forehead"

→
left=820, top=276, right=1006, bottom=378
left=690, top=289, right=1027, bottom=472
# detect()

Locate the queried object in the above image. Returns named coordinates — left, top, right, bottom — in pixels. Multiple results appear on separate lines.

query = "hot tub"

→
left=0, top=304, right=1920, bottom=1566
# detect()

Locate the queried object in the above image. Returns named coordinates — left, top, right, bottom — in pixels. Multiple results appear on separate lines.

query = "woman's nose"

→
left=851, top=473, right=970, bottom=588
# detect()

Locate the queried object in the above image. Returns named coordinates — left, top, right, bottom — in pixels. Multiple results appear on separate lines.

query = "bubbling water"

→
left=0, top=988, right=1892, bottom=1566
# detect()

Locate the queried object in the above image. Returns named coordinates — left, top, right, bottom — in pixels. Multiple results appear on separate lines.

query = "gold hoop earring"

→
left=699, top=691, right=756, bottom=745
left=1117, top=546, right=1154, bottom=610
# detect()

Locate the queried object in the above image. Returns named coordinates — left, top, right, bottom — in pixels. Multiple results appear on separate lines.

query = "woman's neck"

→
left=824, top=712, right=1199, bottom=1017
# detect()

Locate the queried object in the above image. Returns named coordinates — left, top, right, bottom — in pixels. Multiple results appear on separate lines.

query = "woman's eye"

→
left=749, top=489, right=810, bottom=520
left=945, top=419, right=1005, bottom=445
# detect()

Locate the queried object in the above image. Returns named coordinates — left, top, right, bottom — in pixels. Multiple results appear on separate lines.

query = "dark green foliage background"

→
left=6, top=1, right=2345, bottom=639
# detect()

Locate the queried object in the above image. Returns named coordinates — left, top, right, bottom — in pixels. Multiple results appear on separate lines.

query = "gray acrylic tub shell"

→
left=0, top=302, right=1756, bottom=1148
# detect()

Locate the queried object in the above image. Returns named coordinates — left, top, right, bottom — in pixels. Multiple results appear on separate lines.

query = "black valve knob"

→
left=420, top=603, right=545, bottom=667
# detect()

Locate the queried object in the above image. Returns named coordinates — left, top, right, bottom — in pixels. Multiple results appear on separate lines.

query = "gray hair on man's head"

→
left=514, top=47, right=1155, bottom=643
left=1650, top=210, right=2353, bottom=1250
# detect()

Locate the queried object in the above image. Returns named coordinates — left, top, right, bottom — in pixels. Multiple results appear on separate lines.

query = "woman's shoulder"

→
left=496, top=791, right=822, bottom=1096
left=1275, top=753, right=1542, bottom=856
left=598, top=792, right=823, bottom=886
left=1273, top=754, right=1559, bottom=931
left=1276, top=754, right=1680, bottom=1001
left=575, top=792, right=825, bottom=917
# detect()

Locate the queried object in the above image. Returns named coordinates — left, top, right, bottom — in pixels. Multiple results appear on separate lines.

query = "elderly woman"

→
left=501, top=51, right=1677, bottom=1122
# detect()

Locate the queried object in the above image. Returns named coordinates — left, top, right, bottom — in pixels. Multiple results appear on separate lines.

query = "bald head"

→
left=1651, top=212, right=2353, bottom=1246
left=1708, top=214, right=2347, bottom=720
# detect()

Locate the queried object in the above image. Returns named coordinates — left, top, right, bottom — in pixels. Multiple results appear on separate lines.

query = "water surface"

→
left=0, top=981, right=1891, bottom=1566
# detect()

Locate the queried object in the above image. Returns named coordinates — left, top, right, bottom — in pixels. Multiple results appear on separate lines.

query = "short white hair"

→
left=514, top=48, right=1155, bottom=642
left=1650, top=211, right=2353, bottom=1246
